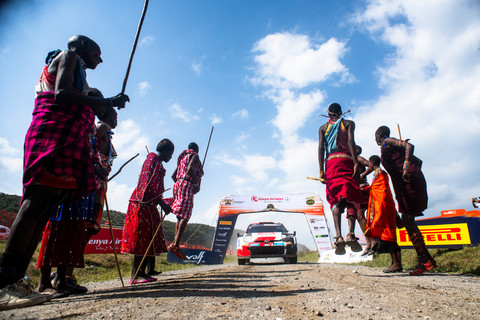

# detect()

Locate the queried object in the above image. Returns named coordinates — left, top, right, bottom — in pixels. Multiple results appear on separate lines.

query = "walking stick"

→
left=121, top=0, right=150, bottom=96
left=104, top=187, right=125, bottom=287
left=397, top=123, right=402, bottom=140
left=202, top=126, right=214, bottom=167
left=131, top=157, right=198, bottom=283
left=108, top=153, right=139, bottom=182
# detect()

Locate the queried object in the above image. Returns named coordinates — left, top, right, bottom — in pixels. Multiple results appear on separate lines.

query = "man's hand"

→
left=109, top=93, right=130, bottom=109
left=402, top=169, right=411, bottom=183
left=319, top=172, right=327, bottom=184
left=159, top=200, right=172, bottom=215
left=352, top=162, right=360, bottom=179
left=93, top=163, right=110, bottom=181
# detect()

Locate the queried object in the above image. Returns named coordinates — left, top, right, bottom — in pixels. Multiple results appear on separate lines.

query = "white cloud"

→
left=113, top=119, right=150, bottom=160
left=252, top=32, right=353, bottom=88
left=137, top=81, right=151, bottom=97
left=168, top=103, right=200, bottom=122
left=210, top=113, right=223, bottom=125
left=232, top=109, right=249, bottom=119
left=0, top=137, right=18, bottom=155
left=192, top=62, right=203, bottom=76
left=352, top=0, right=480, bottom=214
left=140, top=35, right=154, bottom=46
left=105, top=181, right=134, bottom=212
left=232, top=109, right=248, bottom=119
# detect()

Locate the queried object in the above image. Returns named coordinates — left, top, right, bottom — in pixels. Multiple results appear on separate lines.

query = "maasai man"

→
left=168, top=142, right=204, bottom=260
left=356, top=145, right=375, bottom=256
left=0, top=35, right=129, bottom=310
left=38, top=89, right=118, bottom=296
left=318, top=103, right=362, bottom=255
left=121, top=139, right=174, bottom=284
left=364, top=155, right=402, bottom=273
left=375, top=126, right=437, bottom=276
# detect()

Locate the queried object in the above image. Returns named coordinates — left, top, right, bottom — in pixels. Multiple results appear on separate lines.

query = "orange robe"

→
left=365, top=169, right=397, bottom=242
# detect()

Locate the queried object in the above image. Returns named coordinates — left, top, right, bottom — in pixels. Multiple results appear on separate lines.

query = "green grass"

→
left=354, top=246, right=480, bottom=276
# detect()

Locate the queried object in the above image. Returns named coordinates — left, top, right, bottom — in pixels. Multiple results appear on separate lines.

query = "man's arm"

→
left=318, top=125, right=326, bottom=183
left=384, top=137, right=414, bottom=182
left=53, top=51, right=129, bottom=110
left=345, top=120, right=359, bottom=177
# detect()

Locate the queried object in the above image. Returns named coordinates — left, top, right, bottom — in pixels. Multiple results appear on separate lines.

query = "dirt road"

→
left=2, top=263, right=479, bottom=319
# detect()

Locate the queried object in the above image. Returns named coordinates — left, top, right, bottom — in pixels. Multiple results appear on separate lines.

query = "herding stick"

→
left=121, top=0, right=150, bottom=95
left=104, top=189, right=125, bottom=287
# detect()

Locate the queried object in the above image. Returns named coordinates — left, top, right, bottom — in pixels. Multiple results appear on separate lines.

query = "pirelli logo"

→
left=219, top=220, right=232, bottom=226
left=397, top=223, right=471, bottom=246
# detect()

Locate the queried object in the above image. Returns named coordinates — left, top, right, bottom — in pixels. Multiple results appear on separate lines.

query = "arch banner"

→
left=211, top=193, right=333, bottom=261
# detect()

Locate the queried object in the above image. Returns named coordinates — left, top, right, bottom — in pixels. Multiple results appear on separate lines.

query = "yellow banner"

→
left=397, top=223, right=471, bottom=246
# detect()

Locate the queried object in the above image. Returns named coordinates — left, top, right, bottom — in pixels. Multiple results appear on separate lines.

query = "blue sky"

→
left=1, top=0, right=479, bottom=249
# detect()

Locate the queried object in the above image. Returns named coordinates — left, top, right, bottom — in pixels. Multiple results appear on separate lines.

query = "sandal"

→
left=130, top=276, right=157, bottom=285
left=168, top=244, right=187, bottom=260
left=360, top=247, right=371, bottom=256
left=346, top=233, right=362, bottom=252
left=334, top=237, right=346, bottom=255
left=409, top=259, right=437, bottom=276
left=383, top=266, right=403, bottom=273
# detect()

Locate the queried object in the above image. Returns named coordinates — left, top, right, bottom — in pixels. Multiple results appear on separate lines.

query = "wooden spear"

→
left=104, top=188, right=125, bottom=287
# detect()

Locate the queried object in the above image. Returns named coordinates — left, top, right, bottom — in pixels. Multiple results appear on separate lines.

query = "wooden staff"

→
left=121, top=0, right=150, bottom=95
left=108, top=153, right=139, bottom=182
left=307, top=176, right=326, bottom=183
left=397, top=123, right=402, bottom=140
left=202, top=126, right=214, bottom=168
left=131, top=157, right=197, bottom=283
left=104, top=188, right=125, bottom=287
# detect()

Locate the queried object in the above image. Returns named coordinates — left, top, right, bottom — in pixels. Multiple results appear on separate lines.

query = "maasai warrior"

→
left=0, top=35, right=129, bottom=310
left=375, top=126, right=437, bottom=276
left=356, top=145, right=375, bottom=256
left=121, top=139, right=174, bottom=284
left=36, top=89, right=118, bottom=296
left=168, top=142, right=204, bottom=260
left=318, top=103, right=362, bottom=255
left=364, top=155, right=402, bottom=273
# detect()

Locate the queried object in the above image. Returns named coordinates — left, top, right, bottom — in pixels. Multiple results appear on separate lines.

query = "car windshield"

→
left=247, top=225, right=287, bottom=233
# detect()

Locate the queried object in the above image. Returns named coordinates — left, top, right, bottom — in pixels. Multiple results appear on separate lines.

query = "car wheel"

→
left=289, top=257, right=297, bottom=264
left=238, top=259, right=247, bottom=265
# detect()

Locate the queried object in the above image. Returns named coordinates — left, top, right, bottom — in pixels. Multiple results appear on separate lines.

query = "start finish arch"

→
left=211, top=193, right=333, bottom=261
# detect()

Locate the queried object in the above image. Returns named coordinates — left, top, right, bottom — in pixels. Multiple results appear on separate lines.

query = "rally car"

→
left=237, top=222, right=297, bottom=265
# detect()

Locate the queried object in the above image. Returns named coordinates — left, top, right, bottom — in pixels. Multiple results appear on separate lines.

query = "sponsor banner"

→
left=398, top=209, right=480, bottom=248
left=305, top=214, right=332, bottom=255
left=84, top=226, right=123, bottom=254
left=212, top=214, right=238, bottom=260
left=218, top=193, right=325, bottom=216
left=397, top=223, right=471, bottom=247
left=167, top=249, right=222, bottom=265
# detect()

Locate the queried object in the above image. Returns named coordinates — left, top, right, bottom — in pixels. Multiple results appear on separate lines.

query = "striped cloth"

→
left=23, top=54, right=96, bottom=202
left=171, top=150, right=204, bottom=220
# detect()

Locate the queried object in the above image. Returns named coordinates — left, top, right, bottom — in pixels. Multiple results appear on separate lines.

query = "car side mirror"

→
left=293, top=231, right=296, bottom=236
left=237, top=233, right=243, bottom=237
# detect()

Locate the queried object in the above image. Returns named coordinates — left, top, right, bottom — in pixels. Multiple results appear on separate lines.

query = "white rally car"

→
left=237, top=222, right=297, bottom=265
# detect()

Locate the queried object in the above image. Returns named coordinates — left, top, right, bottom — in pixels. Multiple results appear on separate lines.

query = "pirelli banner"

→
left=397, top=209, right=480, bottom=248
left=213, top=193, right=332, bottom=261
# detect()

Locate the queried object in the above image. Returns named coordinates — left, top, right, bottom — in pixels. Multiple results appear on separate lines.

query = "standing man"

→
left=168, top=142, right=204, bottom=260
left=356, top=145, right=375, bottom=256
left=374, top=126, right=437, bottom=275
left=0, top=35, right=129, bottom=309
left=318, top=103, right=362, bottom=255
left=364, top=155, right=402, bottom=273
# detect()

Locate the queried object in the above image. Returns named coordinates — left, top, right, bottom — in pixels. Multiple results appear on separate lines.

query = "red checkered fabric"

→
left=23, top=92, right=96, bottom=202
left=171, top=150, right=204, bottom=220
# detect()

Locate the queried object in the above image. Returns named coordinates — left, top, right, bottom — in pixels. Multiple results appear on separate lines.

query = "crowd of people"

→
left=318, top=103, right=437, bottom=275
left=0, top=35, right=203, bottom=310
left=0, top=35, right=437, bottom=311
